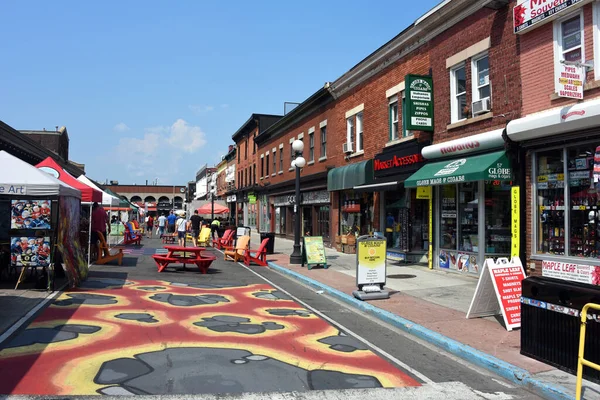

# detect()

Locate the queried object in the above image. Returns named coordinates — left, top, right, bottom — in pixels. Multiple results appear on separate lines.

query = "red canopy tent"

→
left=197, top=203, right=229, bottom=215
left=36, top=157, right=102, bottom=203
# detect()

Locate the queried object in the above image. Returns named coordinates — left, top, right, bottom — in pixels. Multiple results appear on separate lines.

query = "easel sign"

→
left=466, top=257, right=526, bottom=331
left=302, top=236, right=327, bottom=270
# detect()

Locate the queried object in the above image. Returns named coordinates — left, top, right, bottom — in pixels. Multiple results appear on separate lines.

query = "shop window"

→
left=485, top=181, right=511, bottom=256
left=340, top=191, right=373, bottom=235
left=554, top=11, right=584, bottom=92
left=320, top=125, right=327, bottom=158
left=450, top=64, right=467, bottom=123
left=389, top=96, right=399, bottom=141
left=536, top=149, right=566, bottom=255
left=384, top=189, right=428, bottom=252
left=309, top=132, right=315, bottom=162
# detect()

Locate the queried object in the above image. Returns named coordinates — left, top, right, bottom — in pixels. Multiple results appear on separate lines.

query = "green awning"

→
left=404, top=150, right=512, bottom=188
left=327, top=160, right=374, bottom=191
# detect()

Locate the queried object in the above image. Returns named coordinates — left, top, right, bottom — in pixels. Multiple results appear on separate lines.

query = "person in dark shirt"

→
left=189, top=210, right=202, bottom=246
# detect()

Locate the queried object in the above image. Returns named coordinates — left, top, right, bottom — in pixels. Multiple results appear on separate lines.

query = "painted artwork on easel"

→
left=10, top=236, right=51, bottom=267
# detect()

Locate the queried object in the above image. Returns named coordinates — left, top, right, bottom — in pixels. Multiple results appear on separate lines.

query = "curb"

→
left=267, top=261, right=574, bottom=400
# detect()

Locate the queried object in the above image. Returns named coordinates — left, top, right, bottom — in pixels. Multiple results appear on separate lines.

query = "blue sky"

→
left=1, top=0, right=441, bottom=185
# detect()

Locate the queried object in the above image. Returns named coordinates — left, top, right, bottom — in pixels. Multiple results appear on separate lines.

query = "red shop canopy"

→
left=36, top=157, right=102, bottom=203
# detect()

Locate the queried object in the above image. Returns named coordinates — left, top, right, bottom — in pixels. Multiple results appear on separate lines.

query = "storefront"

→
left=507, top=98, right=600, bottom=281
left=272, top=190, right=331, bottom=241
left=405, top=129, right=513, bottom=274
left=226, top=194, right=236, bottom=222
left=365, top=139, right=429, bottom=263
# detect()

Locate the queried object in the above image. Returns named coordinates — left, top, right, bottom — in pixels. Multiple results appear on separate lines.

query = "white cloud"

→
left=115, top=119, right=207, bottom=182
left=113, top=122, right=130, bottom=132
left=188, top=104, right=214, bottom=115
left=220, top=104, right=229, bottom=108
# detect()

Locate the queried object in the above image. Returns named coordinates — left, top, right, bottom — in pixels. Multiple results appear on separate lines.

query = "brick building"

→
left=105, top=184, right=186, bottom=215
left=248, top=0, right=522, bottom=274
left=506, top=0, right=600, bottom=280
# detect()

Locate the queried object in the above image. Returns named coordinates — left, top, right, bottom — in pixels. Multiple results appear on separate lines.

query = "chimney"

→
left=146, top=179, right=148, bottom=185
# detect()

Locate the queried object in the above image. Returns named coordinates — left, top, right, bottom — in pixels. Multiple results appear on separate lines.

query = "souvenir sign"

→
left=302, top=236, right=327, bottom=269
left=467, top=257, right=526, bottom=331
left=10, top=236, right=51, bottom=267
left=11, top=200, right=52, bottom=229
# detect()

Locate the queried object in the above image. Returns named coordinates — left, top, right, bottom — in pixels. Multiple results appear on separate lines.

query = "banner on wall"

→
left=513, top=0, right=593, bottom=34
left=467, top=257, right=526, bottom=331
left=511, top=186, right=520, bottom=258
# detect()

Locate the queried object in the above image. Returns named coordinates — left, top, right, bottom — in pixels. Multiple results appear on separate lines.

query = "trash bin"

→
left=521, top=276, right=600, bottom=383
left=260, top=232, right=275, bottom=254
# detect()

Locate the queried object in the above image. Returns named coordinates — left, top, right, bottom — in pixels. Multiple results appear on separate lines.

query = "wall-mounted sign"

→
left=422, top=129, right=504, bottom=160
left=416, top=186, right=431, bottom=200
left=0, top=185, right=26, bottom=195
left=405, top=74, right=434, bottom=131
left=302, top=190, right=330, bottom=205
left=511, top=187, right=520, bottom=258
left=542, top=260, right=600, bottom=285
left=373, top=139, right=428, bottom=179
left=513, top=0, right=592, bottom=34
left=556, top=64, right=584, bottom=100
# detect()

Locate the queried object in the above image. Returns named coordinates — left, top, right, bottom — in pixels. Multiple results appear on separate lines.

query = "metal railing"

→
left=576, top=303, right=600, bottom=400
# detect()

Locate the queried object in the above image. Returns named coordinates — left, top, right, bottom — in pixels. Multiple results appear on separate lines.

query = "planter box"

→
left=341, top=236, right=348, bottom=244
left=335, top=235, right=341, bottom=244
left=346, top=236, right=356, bottom=245
left=343, top=244, right=356, bottom=254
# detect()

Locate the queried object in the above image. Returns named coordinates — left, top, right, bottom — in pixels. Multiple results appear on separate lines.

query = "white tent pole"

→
left=88, top=203, right=92, bottom=266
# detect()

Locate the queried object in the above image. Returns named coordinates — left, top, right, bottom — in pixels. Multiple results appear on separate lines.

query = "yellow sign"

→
left=303, top=236, right=327, bottom=269
left=357, top=239, right=387, bottom=284
left=417, top=186, right=431, bottom=199
left=511, top=186, right=520, bottom=258
left=428, top=196, right=433, bottom=269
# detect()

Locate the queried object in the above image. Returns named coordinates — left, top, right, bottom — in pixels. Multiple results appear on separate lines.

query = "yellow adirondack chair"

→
left=197, top=227, right=212, bottom=247
left=224, top=235, right=250, bottom=262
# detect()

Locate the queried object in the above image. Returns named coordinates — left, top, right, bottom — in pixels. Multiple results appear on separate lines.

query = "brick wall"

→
left=521, top=3, right=600, bottom=115
left=235, top=126, right=259, bottom=190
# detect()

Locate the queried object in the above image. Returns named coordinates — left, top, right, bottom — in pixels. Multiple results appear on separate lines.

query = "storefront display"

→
left=340, top=191, right=373, bottom=236
left=383, top=189, right=428, bottom=253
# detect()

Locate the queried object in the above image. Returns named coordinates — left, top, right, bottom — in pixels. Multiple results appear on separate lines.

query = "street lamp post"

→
left=289, top=139, right=306, bottom=265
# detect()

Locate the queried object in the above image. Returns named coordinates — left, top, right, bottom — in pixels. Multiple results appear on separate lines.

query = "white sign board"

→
left=356, top=237, right=387, bottom=286
left=556, top=64, right=584, bottom=100
left=513, top=0, right=592, bottom=34
left=542, top=260, right=599, bottom=285
left=0, top=185, right=26, bottom=195
left=467, top=257, right=526, bottom=331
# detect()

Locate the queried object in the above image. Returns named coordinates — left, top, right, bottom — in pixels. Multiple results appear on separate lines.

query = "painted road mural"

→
left=0, top=278, right=419, bottom=395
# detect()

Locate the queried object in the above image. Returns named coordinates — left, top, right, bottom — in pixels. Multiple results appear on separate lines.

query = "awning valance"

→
left=327, top=160, right=373, bottom=191
left=404, top=150, right=512, bottom=188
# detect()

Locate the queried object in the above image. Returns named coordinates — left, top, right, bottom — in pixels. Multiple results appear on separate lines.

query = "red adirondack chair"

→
left=213, top=229, right=234, bottom=250
left=244, top=238, right=270, bottom=267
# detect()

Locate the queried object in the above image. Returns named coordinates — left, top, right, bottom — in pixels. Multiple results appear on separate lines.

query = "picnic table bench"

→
left=161, top=233, right=177, bottom=244
left=152, top=245, right=216, bottom=274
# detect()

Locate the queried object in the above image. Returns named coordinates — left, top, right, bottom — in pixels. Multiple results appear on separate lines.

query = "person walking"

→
left=175, top=211, right=189, bottom=247
left=146, top=215, right=154, bottom=238
left=157, top=213, right=167, bottom=238
left=210, top=217, right=221, bottom=240
left=167, top=210, right=176, bottom=234
left=189, top=210, right=202, bottom=247
left=91, top=202, right=110, bottom=261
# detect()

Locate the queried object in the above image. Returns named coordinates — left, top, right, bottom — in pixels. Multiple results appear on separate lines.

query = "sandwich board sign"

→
left=353, top=235, right=390, bottom=301
left=302, top=236, right=327, bottom=269
left=466, top=257, right=526, bottom=331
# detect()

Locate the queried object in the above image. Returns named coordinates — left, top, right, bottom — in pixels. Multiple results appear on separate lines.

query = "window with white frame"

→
left=450, top=64, right=468, bottom=122
left=272, top=150, right=276, bottom=174
left=309, top=132, right=315, bottom=162
left=389, top=96, right=399, bottom=141
left=320, top=125, right=327, bottom=157
left=401, top=91, right=412, bottom=138
left=356, top=112, right=363, bottom=152
left=472, top=54, right=490, bottom=102
left=554, top=11, right=584, bottom=91
left=279, top=147, right=283, bottom=171
left=346, top=112, right=363, bottom=152
left=346, top=116, right=355, bottom=152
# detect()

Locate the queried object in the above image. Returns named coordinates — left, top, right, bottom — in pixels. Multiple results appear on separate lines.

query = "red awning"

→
left=36, top=157, right=102, bottom=203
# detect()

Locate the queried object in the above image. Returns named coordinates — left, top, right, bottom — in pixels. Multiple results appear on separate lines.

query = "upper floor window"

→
left=279, top=148, right=284, bottom=171
left=265, top=153, right=270, bottom=176
left=321, top=126, right=327, bottom=158
left=260, top=156, right=264, bottom=178
left=450, top=64, right=467, bottom=123
left=472, top=54, right=490, bottom=102
left=245, top=140, right=248, bottom=160
left=389, top=96, right=399, bottom=141
left=346, top=112, right=363, bottom=153
left=309, top=131, right=315, bottom=162
left=253, top=164, right=256, bottom=184
left=272, top=150, right=276, bottom=174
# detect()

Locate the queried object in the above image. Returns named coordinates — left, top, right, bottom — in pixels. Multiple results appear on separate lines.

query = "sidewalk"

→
left=253, top=232, right=600, bottom=400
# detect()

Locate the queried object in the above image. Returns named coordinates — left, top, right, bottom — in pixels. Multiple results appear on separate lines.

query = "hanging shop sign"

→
left=405, top=74, right=434, bottom=131
left=416, top=186, right=431, bottom=199
left=302, top=236, right=328, bottom=269
left=556, top=63, right=584, bottom=100
left=542, top=260, right=600, bottom=286
left=373, top=139, right=428, bottom=179
left=513, top=0, right=592, bottom=34
left=302, top=190, right=330, bottom=205
left=226, top=195, right=237, bottom=203
left=248, top=194, right=257, bottom=205
left=467, top=257, right=526, bottom=331
left=422, top=129, right=504, bottom=160
left=0, top=184, right=26, bottom=195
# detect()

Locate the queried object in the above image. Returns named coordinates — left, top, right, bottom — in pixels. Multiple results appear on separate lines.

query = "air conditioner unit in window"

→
left=472, top=97, right=491, bottom=116
left=343, top=142, right=353, bottom=154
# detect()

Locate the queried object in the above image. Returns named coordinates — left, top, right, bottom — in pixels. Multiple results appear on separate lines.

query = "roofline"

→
left=330, top=0, right=496, bottom=98
left=231, top=113, right=283, bottom=141
left=255, top=84, right=333, bottom=145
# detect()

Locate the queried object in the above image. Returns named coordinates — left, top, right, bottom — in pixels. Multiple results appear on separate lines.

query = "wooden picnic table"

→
left=152, top=245, right=216, bottom=274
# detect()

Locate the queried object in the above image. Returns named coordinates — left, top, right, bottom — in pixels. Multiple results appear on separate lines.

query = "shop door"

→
left=302, top=207, right=312, bottom=236
left=316, top=205, right=330, bottom=241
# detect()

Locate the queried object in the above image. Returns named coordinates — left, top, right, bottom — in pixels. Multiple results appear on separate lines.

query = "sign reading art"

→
left=0, top=184, right=26, bottom=195
left=405, top=74, right=434, bottom=131
left=557, top=64, right=584, bottom=100
left=542, top=260, right=600, bottom=285
left=513, top=0, right=592, bottom=34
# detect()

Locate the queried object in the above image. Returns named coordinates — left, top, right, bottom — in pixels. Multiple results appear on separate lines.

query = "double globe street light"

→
left=289, top=139, right=306, bottom=264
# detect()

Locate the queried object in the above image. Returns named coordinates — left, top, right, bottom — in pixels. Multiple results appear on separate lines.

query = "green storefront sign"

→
left=405, top=74, right=434, bottom=132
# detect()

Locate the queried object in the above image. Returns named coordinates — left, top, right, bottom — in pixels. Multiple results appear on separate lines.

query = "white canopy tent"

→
left=77, top=175, right=119, bottom=206
left=0, top=151, right=81, bottom=199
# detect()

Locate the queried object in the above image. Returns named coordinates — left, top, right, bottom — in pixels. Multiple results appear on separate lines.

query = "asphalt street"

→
left=0, top=238, right=541, bottom=399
